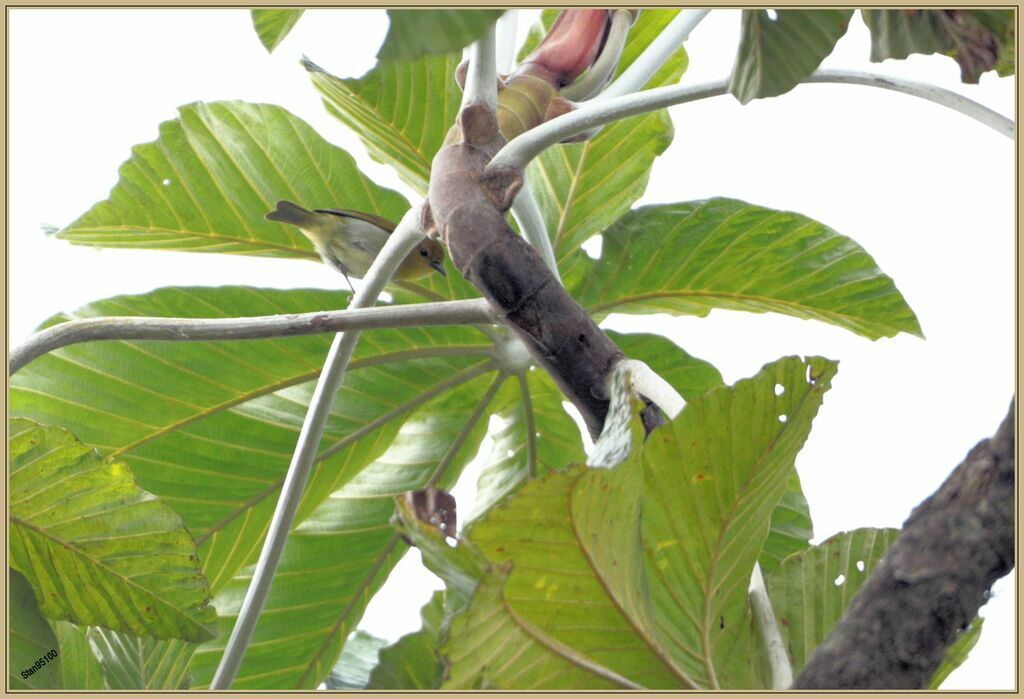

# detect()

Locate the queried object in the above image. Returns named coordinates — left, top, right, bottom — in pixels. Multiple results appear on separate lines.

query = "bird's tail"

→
left=266, top=200, right=316, bottom=228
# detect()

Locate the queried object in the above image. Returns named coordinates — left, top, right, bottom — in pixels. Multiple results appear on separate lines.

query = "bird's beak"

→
left=430, top=260, right=447, bottom=277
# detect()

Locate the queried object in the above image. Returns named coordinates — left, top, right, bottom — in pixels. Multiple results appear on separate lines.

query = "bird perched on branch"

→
left=266, top=200, right=447, bottom=291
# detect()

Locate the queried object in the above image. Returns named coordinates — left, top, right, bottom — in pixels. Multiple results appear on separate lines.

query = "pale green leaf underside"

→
left=9, top=419, right=215, bottom=643
left=10, top=286, right=493, bottom=598
left=572, top=199, right=922, bottom=340
left=730, top=10, right=852, bottom=104
left=379, top=10, right=504, bottom=61
left=641, top=356, right=837, bottom=688
left=88, top=628, right=193, bottom=689
left=305, top=53, right=462, bottom=195
left=188, top=372, right=505, bottom=689
left=251, top=9, right=303, bottom=53
left=58, top=101, right=408, bottom=257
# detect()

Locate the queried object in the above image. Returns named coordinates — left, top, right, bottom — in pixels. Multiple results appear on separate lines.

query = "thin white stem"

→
left=750, top=564, right=793, bottom=689
left=807, top=69, right=1014, bottom=139
left=210, top=204, right=427, bottom=690
left=463, top=22, right=498, bottom=111
left=597, top=9, right=710, bottom=101
left=510, top=179, right=560, bottom=281
left=619, top=359, right=685, bottom=419
left=9, top=299, right=495, bottom=375
left=495, top=10, right=518, bottom=74
left=490, top=69, right=1013, bottom=173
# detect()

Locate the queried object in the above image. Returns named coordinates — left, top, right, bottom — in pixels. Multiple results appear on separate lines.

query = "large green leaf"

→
left=862, top=10, right=1014, bottom=83
left=188, top=371, right=505, bottom=689
left=729, top=10, right=853, bottom=104
left=640, top=356, right=836, bottom=688
left=379, top=10, right=504, bottom=61
left=766, top=527, right=898, bottom=673
left=10, top=570, right=61, bottom=689
left=524, top=10, right=689, bottom=261
left=444, top=566, right=630, bottom=689
left=446, top=356, right=837, bottom=689
left=57, top=101, right=408, bottom=257
left=9, top=419, right=215, bottom=642
left=87, top=628, right=193, bottom=689
left=10, top=287, right=495, bottom=594
left=251, top=9, right=303, bottom=53
left=571, top=199, right=922, bottom=340
left=305, top=53, right=462, bottom=195
left=449, top=467, right=677, bottom=688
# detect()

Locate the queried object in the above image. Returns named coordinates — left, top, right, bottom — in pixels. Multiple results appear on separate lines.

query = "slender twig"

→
left=495, top=10, right=518, bottom=74
left=749, top=564, right=794, bottom=689
left=209, top=203, right=428, bottom=689
left=805, top=69, right=1014, bottom=138
left=490, top=70, right=1013, bottom=173
left=596, top=9, right=710, bottom=101
left=9, top=299, right=495, bottom=375
left=510, top=180, right=560, bottom=280
left=517, top=373, right=538, bottom=479
left=464, top=21, right=498, bottom=111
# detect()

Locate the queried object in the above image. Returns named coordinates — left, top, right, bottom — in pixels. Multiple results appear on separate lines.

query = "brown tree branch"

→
left=428, top=10, right=624, bottom=438
left=795, top=400, right=1015, bottom=689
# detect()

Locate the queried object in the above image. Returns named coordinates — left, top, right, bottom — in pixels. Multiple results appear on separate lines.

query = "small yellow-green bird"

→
left=266, top=200, right=446, bottom=291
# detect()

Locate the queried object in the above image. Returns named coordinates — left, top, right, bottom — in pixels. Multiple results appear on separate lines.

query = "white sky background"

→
left=8, top=8, right=1015, bottom=690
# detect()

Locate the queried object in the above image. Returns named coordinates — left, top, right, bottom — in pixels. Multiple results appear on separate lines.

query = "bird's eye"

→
left=420, top=249, right=428, bottom=257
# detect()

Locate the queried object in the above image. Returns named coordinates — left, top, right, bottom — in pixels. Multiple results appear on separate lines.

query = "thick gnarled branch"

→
left=795, top=401, right=1015, bottom=689
left=428, top=10, right=624, bottom=438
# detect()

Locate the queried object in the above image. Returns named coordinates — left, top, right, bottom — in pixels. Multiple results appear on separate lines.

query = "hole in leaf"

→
left=834, top=574, right=846, bottom=586
left=856, top=560, right=866, bottom=572
left=774, top=384, right=785, bottom=396
left=506, top=449, right=515, bottom=458
left=766, top=9, right=778, bottom=20
left=778, top=414, right=787, bottom=423
left=162, top=178, right=171, bottom=186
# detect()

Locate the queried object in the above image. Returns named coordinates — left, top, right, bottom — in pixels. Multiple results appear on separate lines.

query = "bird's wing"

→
left=314, top=208, right=397, bottom=233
